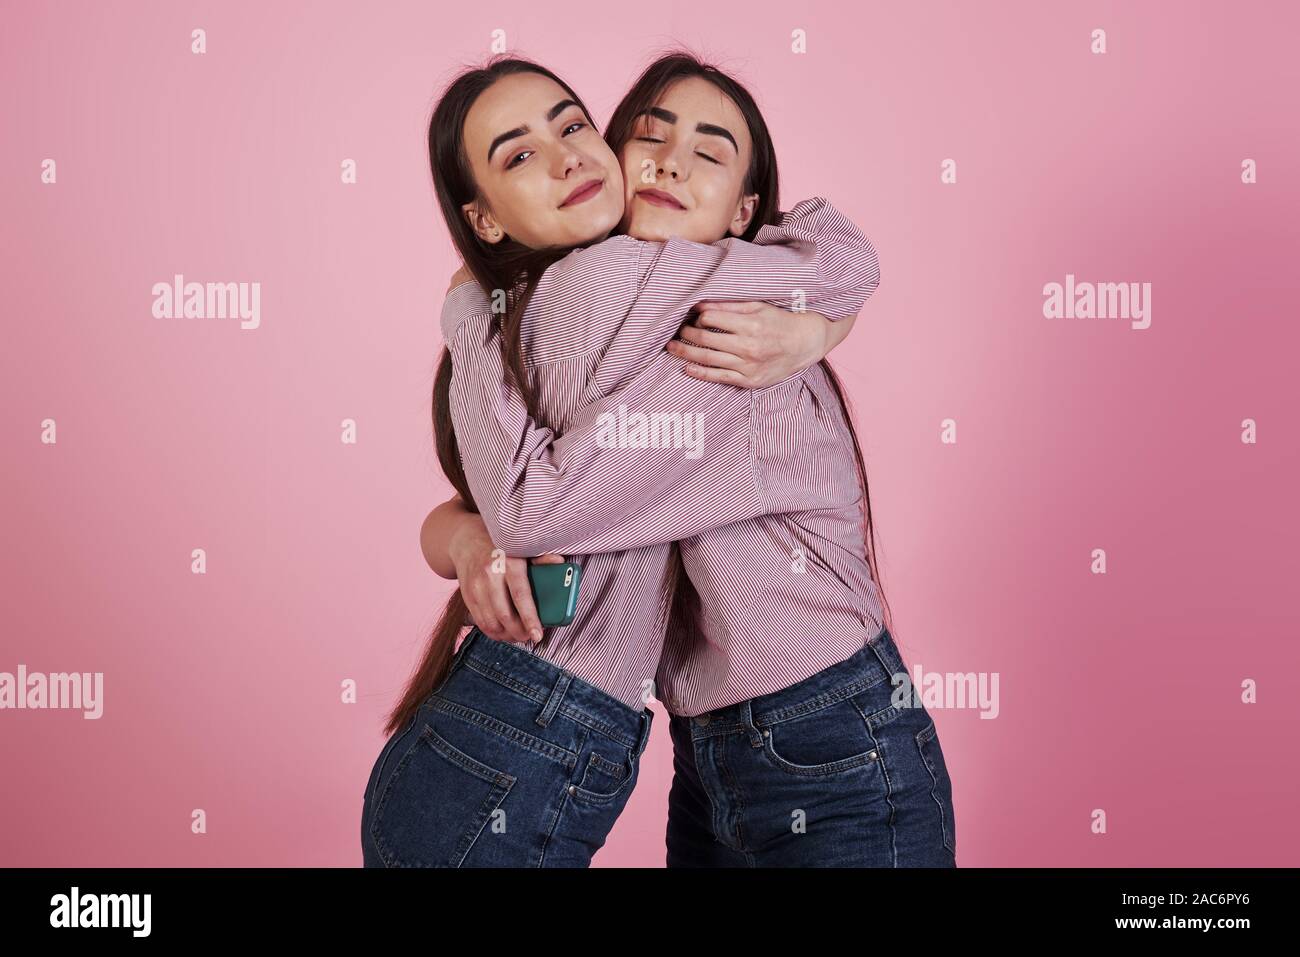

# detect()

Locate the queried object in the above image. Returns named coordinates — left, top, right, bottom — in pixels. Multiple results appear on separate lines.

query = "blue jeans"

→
left=665, top=625, right=958, bottom=867
left=361, top=627, right=652, bottom=867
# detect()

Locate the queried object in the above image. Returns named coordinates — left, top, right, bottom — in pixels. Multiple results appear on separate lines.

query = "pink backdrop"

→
left=3, top=0, right=1297, bottom=867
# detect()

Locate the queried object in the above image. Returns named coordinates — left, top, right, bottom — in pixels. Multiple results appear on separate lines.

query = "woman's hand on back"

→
left=666, top=300, right=860, bottom=389
left=446, top=511, right=565, bottom=646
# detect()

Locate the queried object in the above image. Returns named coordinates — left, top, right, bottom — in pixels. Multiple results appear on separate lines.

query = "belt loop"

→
left=447, top=626, right=479, bottom=680
left=535, top=672, right=571, bottom=728
left=739, top=700, right=764, bottom=749
left=634, top=709, right=654, bottom=756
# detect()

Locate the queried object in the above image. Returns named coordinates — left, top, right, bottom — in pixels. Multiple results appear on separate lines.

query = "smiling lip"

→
left=636, top=188, right=686, bottom=210
left=559, top=178, right=604, bottom=207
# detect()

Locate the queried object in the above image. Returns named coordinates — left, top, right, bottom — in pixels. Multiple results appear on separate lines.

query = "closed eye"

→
left=695, top=152, right=721, bottom=165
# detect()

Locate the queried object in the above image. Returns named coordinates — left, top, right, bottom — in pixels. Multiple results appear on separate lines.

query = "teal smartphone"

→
left=527, top=562, right=581, bottom=627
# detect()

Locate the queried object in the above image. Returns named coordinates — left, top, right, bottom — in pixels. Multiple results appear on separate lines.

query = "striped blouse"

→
left=440, top=197, right=884, bottom=715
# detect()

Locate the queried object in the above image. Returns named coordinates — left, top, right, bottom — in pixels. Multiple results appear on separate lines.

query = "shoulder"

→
left=520, top=235, right=644, bottom=361
left=535, top=234, right=644, bottom=301
left=547, top=234, right=644, bottom=276
left=751, top=196, right=836, bottom=242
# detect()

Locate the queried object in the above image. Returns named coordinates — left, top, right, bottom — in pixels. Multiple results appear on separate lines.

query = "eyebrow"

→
left=486, top=99, right=581, bottom=163
left=642, top=106, right=739, bottom=154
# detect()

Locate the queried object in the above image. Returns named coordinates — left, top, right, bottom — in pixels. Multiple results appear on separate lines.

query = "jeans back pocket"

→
left=368, top=724, right=515, bottom=867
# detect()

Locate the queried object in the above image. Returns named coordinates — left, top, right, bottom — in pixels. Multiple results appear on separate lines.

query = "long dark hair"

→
left=603, top=52, right=895, bottom=662
left=384, top=56, right=594, bottom=735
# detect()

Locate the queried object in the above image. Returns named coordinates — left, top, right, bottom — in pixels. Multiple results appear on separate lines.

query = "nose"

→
left=656, top=144, right=688, bottom=183
left=552, top=140, right=584, bottom=179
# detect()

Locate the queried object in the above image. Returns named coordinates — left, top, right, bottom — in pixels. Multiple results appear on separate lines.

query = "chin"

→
left=561, top=210, right=617, bottom=245
left=623, top=213, right=672, bottom=243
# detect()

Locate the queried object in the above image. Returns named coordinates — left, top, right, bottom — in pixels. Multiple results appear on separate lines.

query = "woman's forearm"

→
left=822, top=309, right=859, bottom=355
left=420, top=495, right=472, bottom=579
left=446, top=316, right=765, bottom=556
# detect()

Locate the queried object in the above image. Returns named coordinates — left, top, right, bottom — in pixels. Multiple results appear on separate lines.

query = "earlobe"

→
left=463, top=202, right=505, bottom=244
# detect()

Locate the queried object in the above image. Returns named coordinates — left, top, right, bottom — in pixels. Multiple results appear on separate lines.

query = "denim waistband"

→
left=673, top=623, right=906, bottom=737
left=446, top=627, right=653, bottom=755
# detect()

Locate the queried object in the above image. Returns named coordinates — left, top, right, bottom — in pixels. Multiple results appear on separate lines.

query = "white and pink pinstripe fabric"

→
left=440, top=197, right=884, bottom=715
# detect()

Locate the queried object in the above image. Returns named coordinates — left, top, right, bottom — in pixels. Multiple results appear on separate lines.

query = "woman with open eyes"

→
left=361, top=52, right=956, bottom=868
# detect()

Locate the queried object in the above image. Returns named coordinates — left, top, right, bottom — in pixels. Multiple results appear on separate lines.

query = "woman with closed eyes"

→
left=361, top=52, right=956, bottom=868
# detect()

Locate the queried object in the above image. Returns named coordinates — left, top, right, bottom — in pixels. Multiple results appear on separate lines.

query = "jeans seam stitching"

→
left=429, top=696, right=577, bottom=768
left=461, top=657, right=640, bottom=750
